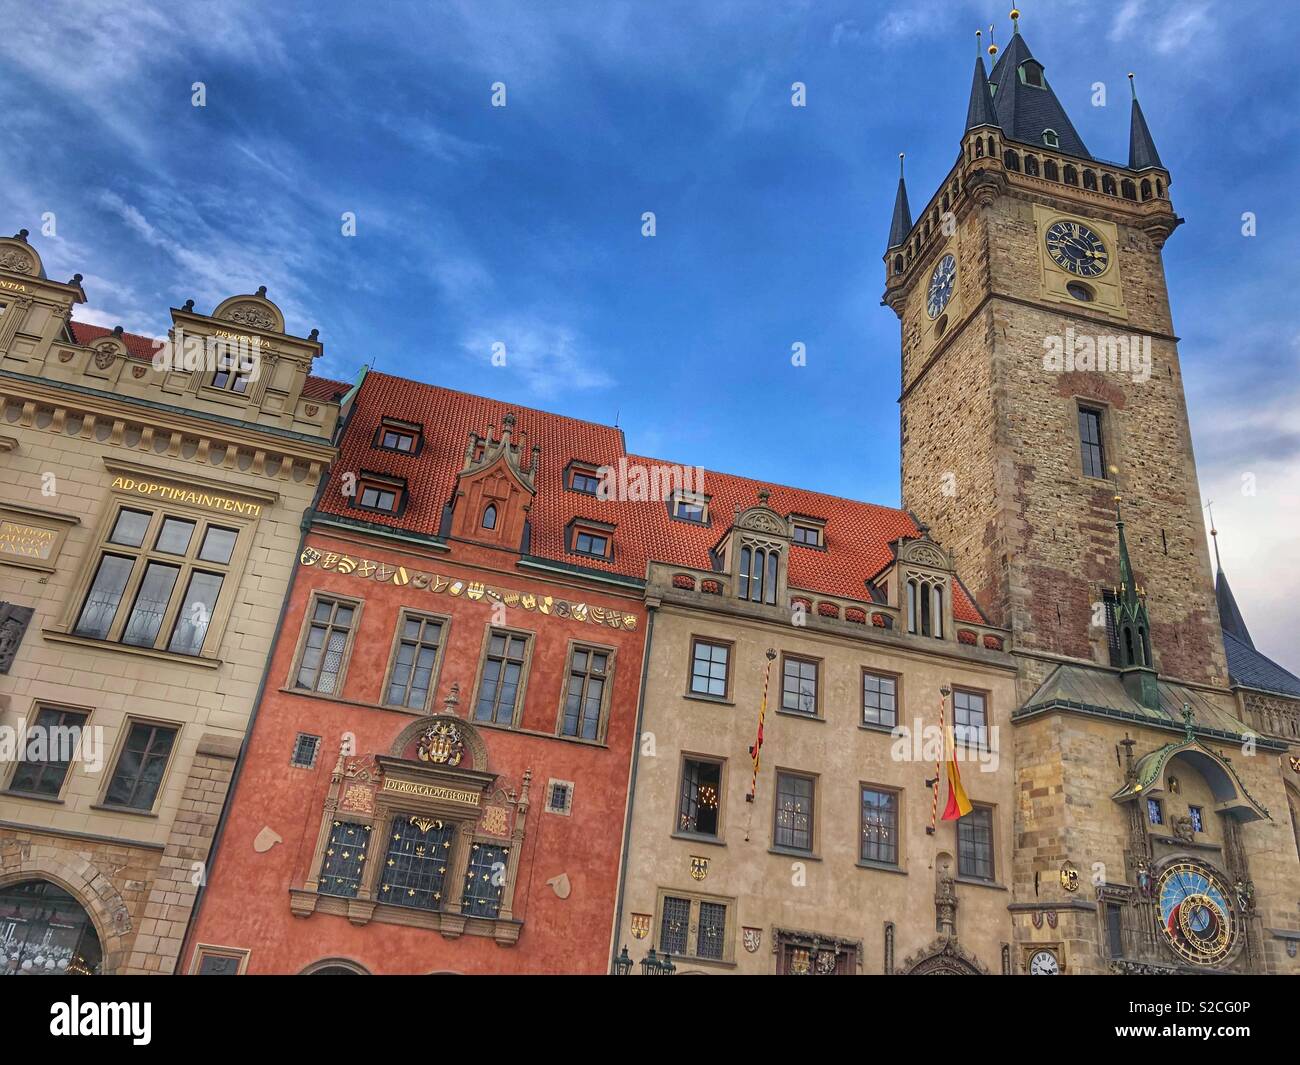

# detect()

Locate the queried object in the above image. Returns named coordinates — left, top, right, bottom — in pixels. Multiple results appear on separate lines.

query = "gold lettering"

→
left=380, top=779, right=481, bottom=805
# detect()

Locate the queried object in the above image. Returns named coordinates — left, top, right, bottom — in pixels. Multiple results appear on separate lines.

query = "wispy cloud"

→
left=461, top=317, right=612, bottom=398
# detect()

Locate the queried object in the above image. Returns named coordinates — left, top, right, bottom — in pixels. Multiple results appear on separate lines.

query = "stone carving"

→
left=221, top=301, right=277, bottom=331
left=416, top=719, right=465, bottom=767
left=545, top=873, right=571, bottom=900
left=1171, top=815, right=1196, bottom=843
left=900, top=936, right=989, bottom=975
left=253, top=827, right=284, bottom=853
left=92, top=344, right=118, bottom=370
left=0, top=604, right=35, bottom=674
left=111, top=905, right=132, bottom=934
left=0, top=247, right=34, bottom=274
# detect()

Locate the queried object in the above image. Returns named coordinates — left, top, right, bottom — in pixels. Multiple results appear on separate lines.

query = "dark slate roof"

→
left=1216, top=569, right=1253, bottom=647
left=987, top=31, right=1091, bottom=159
left=1223, top=629, right=1300, bottom=698
left=885, top=174, right=912, bottom=251
left=1128, top=96, right=1164, bottom=171
left=965, top=55, right=999, bottom=130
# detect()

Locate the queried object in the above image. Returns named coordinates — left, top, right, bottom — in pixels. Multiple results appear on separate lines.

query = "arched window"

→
left=1102, top=173, right=1117, bottom=196
left=1042, top=129, right=1060, bottom=149
left=986, top=136, right=995, bottom=158
left=765, top=549, right=779, bottom=606
left=1043, top=159, right=1059, bottom=181
left=1004, top=150, right=1021, bottom=172
left=1140, top=179, right=1152, bottom=201
left=931, top=583, right=944, bottom=639
left=1083, top=170, right=1098, bottom=191
left=907, top=579, right=918, bottom=634
left=1063, top=164, right=1079, bottom=186
left=1121, top=178, right=1137, bottom=201
left=0, top=880, right=103, bottom=974
left=906, top=577, right=945, bottom=638
left=481, top=504, right=497, bottom=530
left=1024, top=155, right=1040, bottom=177
left=975, top=137, right=985, bottom=158
left=738, top=546, right=751, bottom=599
left=893, top=254, right=904, bottom=274
left=1155, top=178, right=1164, bottom=198
left=749, top=548, right=765, bottom=604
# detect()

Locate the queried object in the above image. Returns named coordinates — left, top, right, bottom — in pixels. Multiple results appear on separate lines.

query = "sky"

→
left=1, top=0, right=1297, bottom=662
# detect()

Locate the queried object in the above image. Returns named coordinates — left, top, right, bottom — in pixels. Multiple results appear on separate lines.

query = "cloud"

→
left=1107, top=0, right=1215, bottom=55
left=461, top=317, right=612, bottom=398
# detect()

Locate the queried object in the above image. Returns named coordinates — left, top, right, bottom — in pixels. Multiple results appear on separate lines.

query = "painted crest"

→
left=1046, top=910, right=1059, bottom=929
left=417, top=719, right=465, bottom=766
left=631, top=913, right=651, bottom=940
left=742, top=927, right=762, bottom=953
left=1059, top=861, right=1079, bottom=892
left=689, top=855, right=709, bottom=881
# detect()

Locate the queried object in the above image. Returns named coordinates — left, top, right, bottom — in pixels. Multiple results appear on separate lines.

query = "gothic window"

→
left=318, top=821, right=371, bottom=898
left=1063, top=164, right=1079, bottom=185
left=473, top=630, right=530, bottom=725
left=294, top=596, right=358, bottom=694
left=1043, top=159, right=1059, bottom=181
left=1102, top=590, right=1122, bottom=666
left=1188, top=805, right=1204, bottom=833
left=893, top=254, right=904, bottom=274
left=104, top=720, right=177, bottom=811
left=384, top=612, right=445, bottom=710
left=737, top=544, right=780, bottom=605
left=1121, top=178, right=1137, bottom=200
left=677, top=757, right=723, bottom=837
left=378, top=816, right=455, bottom=910
left=481, top=503, right=497, bottom=530
left=1083, top=169, right=1098, bottom=191
left=773, top=771, right=815, bottom=853
left=462, top=842, right=508, bottom=918
left=781, top=655, right=819, bottom=716
left=1102, top=173, right=1118, bottom=196
left=560, top=644, right=610, bottom=740
left=862, top=671, right=898, bottom=728
left=1078, top=406, right=1107, bottom=479
left=956, top=805, right=994, bottom=881
left=1024, top=154, right=1040, bottom=177
left=906, top=577, right=944, bottom=638
left=1140, top=179, right=1152, bottom=201
left=689, top=638, right=730, bottom=698
left=860, top=786, right=900, bottom=866
left=1104, top=903, right=1125, bottom=959
left=1042, top=128, right=1060, bottom=148
left=953, top=688, right=988, bottom=751
left=6, top=706, right=88, bottom=797
left=975, top=137, right=984, bottom=158
left=1004, top=149, right=1021, bottom=171
left=1155, top=178, right=1164, bottom=198
left=985, top=135, right=995, bottom=157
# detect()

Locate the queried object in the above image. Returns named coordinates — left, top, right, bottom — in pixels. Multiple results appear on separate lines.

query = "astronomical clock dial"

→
left=1044, top=220, right=1109, bottom=277
left=1028, top=950, right=1059, bottom=975
left=926, top=253, right=956, bottom=319
left=1156, top=861, right=1237, bottom=966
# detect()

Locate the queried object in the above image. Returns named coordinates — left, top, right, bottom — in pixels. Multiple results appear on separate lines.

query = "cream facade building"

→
left=0, top=230, right=341, bottom=974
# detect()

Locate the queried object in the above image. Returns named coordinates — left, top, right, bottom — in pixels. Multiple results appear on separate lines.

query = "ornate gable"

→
left=449, top=412, right=540, bottom=547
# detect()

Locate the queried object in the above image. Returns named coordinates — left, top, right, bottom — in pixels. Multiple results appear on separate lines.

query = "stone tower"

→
left=883, top=18, right=1226, bottom=697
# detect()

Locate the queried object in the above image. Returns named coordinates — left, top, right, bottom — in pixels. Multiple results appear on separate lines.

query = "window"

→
left=1146, top=797, right=1163, bottom=826
left=72, top=504, right=239, bottom=656
left=569, top=466, right=602, bottom=495
left=792, top=523, right=822, bottom=547
left=1188, top=805, right=1204, bottom=833
left=375, top=419, right=422, bottom=454
left=294, top=597, right=357, bottom=694
left=546, top=779, right=574, bottom=815
left=193, top=948, right=249, bottom=975
left=1042, top=129, right=1060, bottom=148
left=210, top=348, right=253, bottom=393
left=1105, top=903, right=1125, bottom=959
left=1019, top=61, right=1044, bottom=88
left=474, top=630, right=530, bottom=725
left=378, top=815, right=455, bottom=910
left=862, top=671, right=898, bottom=728
left=318, top=821, right=370, bottom=898
left=953, top=689, right=988, bottom=750
left=290, top=733, right=322, bottom=769
left=773, top=771, right=815, bottom=853
left=689, top=639, right=730, bottom=698
left=677, top=757, right=722, bottom=837
left=657, top=892, right=734, bottom=962
left=1078, top=406, right=1107, bottom=478
left=860, top=786, right=899, bottom=866
left=7, top=706, right=88, bottom=797
left=462, top=841, right=508, bottom=918
left=781, top=655, right=818, bottom=716
left=776, top=931, right=858, bottom=974
left=670, top=493, right=708, bottom=523
left=573, top=529, right=609, bottom=559
left=1066, top=281, right=1094, bottom=302
left=104, top=721, right=177, bottom=811
left=481, top=504, right=496, bottom=530
left=560, top=645, right=609, bottom=740
left=906, top=576, right=944, bottom=638
left=385, top=613, right=445, bottom=710
left=357, top=479, right=402, bottom=514
left=737, top=544, right=779, bottom=605
left=957, top=806, right=994, bottom=881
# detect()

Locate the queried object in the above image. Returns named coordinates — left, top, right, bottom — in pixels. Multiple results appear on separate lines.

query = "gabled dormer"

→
left=877, top=529, right=955, bottom=640
left=717, top=490, right=791, bottom=607
left=449, top=412, right=540, bottom=548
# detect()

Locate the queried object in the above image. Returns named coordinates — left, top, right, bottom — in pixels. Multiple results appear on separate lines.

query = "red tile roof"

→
left=69, top=321, right=349, bottom=402
left=323, top=371, right=986, bottom=622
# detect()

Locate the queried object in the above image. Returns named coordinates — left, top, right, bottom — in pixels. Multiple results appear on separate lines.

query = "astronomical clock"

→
left=1155, top=860, right=1239, bottom=967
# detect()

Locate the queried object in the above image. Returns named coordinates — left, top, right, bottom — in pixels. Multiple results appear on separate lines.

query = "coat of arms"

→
left=416, top=719, right=465, bottom=766
left=742, top=927, right=762, bottom=953
left=1059, top=861, right=1079, bottom=892
left=689, top=855, right=709, bottom=881
left=631, top=913, right=651, bottom=940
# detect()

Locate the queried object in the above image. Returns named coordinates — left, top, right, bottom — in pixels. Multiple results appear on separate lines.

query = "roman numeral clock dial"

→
left=926, top=253, right=956, bottom=319
left=1045, top=220, right=1109, bottom=277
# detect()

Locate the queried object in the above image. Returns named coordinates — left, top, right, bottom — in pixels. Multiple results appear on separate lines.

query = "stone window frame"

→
left=956, top=802, right=997, bottom=883
left=553, top=638, right=617, bottom=743
left=299, top=957, right=371, bottom=974
left=290, top=732, right=323, bottom=770
left=861, top=667, right=902, bottom=731
left=544, top=778, right=574, bottom=815
left=673, top=751, right=727, bottom=844
left=773, top=927, right=863, bottom=974
left=291, top=737, right=529, bottom=946
left=1070, top=396, right=1117, bottom=483
left=379, top=608, right=451, bottom=714
left=858, top=781, right=904, bottom=870
left=1, top=699, right=95, bottom=801
left=771, top=767, right=819, bottom=858
left=778, top=652, right=822, bottom=719
left=54, top=480, right=259, bottom=665
left=904, top=571, right=947, bottom=639
left=686, top=635, right=734, bottom=702
left=288, top=591, right=365, bottom=697
left=467, top=624, right=536, bottom=730
left=94, top=715, right=182, bottom=817
left=653, top=886, right=737, bottom=965
left=189, top=943, right=252, bottom=975
left=952, top=685, right=991, bottom=753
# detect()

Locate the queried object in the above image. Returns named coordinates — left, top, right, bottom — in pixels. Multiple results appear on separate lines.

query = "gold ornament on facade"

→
left=416, top=719, right=466, bottom=766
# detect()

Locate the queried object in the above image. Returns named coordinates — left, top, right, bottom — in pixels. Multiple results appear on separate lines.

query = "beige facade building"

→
left=0, top=230, right=341, bottom=974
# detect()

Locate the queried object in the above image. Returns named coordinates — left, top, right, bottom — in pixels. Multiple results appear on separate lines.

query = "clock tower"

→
left=883, top=15, right=1226, bottom=699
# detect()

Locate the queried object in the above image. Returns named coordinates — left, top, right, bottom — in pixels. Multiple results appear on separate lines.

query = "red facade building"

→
left=183, top=371, right=649, bottom=974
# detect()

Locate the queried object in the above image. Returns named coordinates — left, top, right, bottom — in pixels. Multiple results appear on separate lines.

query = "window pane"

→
left=109, top=509, right=151, bottom=547
left=782, top=658, right=817, bottom=715
left=167, top=571, right=224, bottom=655
left=318, top=821, right=370, bottom=898
left=660, top=897, right=690, bottom=956
left=198, top=526, right=238, bottom=564
left=861, top=788, right=898, bottom=865
left=697, top=901, right=727, bottom=959
left=105, top=723, right=176, bottom=810
left=462, top=841, right=508, bottom=918
left=678, top=759, right=722, bottom=836
left=74, top=554, right=134, bottom=639
left=121, top=562, right=181, bottom=647
left=155, top=517, right=195, bottom=555
left=691, top=641, right=728, bottom=697
left=8, top=708, right=88, bottom=797
left=862, top=673, right=897, bottom=727
left=378, top=816, right=455, bottom=910
left=774, top=773, right=814, bottom=851
left=957, top=807, right=994, bottom=880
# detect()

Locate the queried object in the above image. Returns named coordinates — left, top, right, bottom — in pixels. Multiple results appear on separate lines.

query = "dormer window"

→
left=567, top=463, right=602, bottom=496
left=670, top=492, right=709, bottom=524
left=481, top=504, right=497, bottom=530
left=905, top=576, right=944, bottom=638
left=567, top=519, right=615, bottom=561
left=1042, top=129, right=1060, bottom=149
left=355, top=474, right=406, bottom=516
left=376, top=418, right=422, bottom=455
left=737, top=544, right=779, bottom=605
left=211, top=348, right=253, bottom=394
left=791, top=521, right=823, bottom=548
left=1018, top=61, right=1045, bottom=88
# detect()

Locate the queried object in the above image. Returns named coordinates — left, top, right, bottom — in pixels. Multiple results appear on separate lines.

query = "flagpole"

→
left=926, top=686, right=951, bottom=835
left=743, top=648, right=777, bottom=842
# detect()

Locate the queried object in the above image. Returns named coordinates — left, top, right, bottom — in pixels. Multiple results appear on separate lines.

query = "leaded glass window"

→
left=378, top=816, right=455, bottom=910
left=319, top=821, right=370, bottom=898
left=697, top=901, right=727, bottom=960
left=295, top=598, right=355, bottom=694
left=774, top=771, right=815, bottom=852
left=462, top=841, right=508, bottom=918
left=659, top=895, right=691, bottom=955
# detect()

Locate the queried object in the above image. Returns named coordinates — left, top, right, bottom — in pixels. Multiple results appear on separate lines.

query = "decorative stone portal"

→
left=900, top=936, right=988, bottom=975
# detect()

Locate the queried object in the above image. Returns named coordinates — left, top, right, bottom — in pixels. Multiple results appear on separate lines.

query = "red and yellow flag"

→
left=941, top=723, right=973, bottom=821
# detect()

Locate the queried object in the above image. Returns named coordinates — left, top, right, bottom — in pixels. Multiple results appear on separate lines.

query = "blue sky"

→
left=2, top=0, right=1297, bottom=658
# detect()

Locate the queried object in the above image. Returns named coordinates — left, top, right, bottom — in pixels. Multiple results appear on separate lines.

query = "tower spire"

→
left=1206, top=508, right=1256, bottom=649
left=1127, top=73, right=1165, bottom=171
left=965, top=33, right=999, bottom=131
left=885, top=153, right=912, bottom=251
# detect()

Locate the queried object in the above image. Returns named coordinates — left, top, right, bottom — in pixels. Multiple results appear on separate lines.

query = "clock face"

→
left=1045, top=220, right=1109, bottom=277
left=1028, top=950, right=1059, bottom=975
left=1156, top=861, right=1237, bottom=966
left=926, top=254, right=956, bottom=319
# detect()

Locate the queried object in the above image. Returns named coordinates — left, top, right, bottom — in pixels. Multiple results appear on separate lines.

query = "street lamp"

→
left=612, top=945, right=634, bottom=976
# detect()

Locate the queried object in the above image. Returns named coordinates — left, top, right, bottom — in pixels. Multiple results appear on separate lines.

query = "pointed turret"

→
left=965, top=53, right=999, bottom=131
left=1209, top=522, right=1253, bottom=648
left=1113, top=493, right=1158, bottom=708
left=987, top=21, right=1091, bottom=158
left=886, top=154, right=912, bottom=251
left=1127, top=74, right=1164, bottom=171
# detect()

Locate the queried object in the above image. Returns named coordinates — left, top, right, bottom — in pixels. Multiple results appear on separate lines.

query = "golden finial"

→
left=1010, top=8, right=1021, bottom=32
left=988, top=24, right=998, bottom=57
